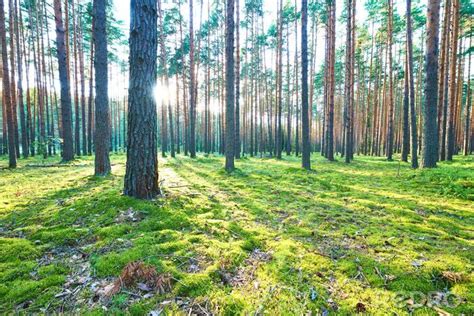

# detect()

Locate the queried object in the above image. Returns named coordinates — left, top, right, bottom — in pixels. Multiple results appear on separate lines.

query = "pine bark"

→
left=188, top=0, right=196, bottom=158
left=124, top=0, right=160, bottom=199
left=0, top=0, right=16, bottom=167
left=421, top=0, right=441, bottom=168
left=93, top=0, right=111, bottom=175
left=301, top=0, right=310, bottom=170
left=446, top=0, right=459, bottom=161
left=407, top=0, right=418, bottom=168
left=225, top=0, right=235, bottom=171
left=54, top=0, right=74, bottom=161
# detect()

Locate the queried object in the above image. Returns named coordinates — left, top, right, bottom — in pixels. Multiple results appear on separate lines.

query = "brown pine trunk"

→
left=54, top=0, right=74, bottom=161
left=124, top=0, right=160, bottom=199
left=0, top=0, right=16, bottom=167
left=386, top=0, right=394, bottom=161
left=188, top=0, right=196, bottom=158
left=421, top=0, right=441, bottom=168
left=224, top=0, right=235, bottom=171
left=446, top=0, right=459, bottom=161
left=93, top=0, right=111, bottom=175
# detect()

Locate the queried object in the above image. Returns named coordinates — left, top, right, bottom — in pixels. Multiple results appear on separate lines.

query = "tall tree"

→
left=14, top=0, right=27, bottom=158
left=235, top=0, right=241, bottom=159
left=446, top=0, right=459, bottom=161
left=343, top=0, right=354, bottom=163
left=463, top=35, right=472, bottom=156
left=0, top=0, right=15, bottom=167
left=189, top=0, right=196, bottom=158
left=325, top=0, right=335, bottom=161
left=93, top=0, right=111, bottom=176
left=386, top=0, right=394, bottom=161
left=407, top=0, right=418, bottom=168
left=124, top=0, right=160, bottom=199
left=421, top=0, right=441, bottom=168
left=225, top=0, right=235, bottom=171
left=54, top=0, right=74, bottom=161
left=301, top=0, right=310, bottom=170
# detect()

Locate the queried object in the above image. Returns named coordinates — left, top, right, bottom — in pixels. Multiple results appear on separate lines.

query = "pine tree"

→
left=124, top=0, right=160, bottom=199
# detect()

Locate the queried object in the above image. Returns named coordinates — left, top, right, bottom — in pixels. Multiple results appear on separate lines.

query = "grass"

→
left=0, top=153, right=473, bottom=315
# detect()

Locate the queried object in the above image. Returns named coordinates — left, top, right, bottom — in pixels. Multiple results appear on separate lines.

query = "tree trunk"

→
left=0, top=0, right=16, bottom=167
left=225, top=0, right=235, bottom=171
left=124, top=0, right=160, bottom=199
left=386, top=0, right=394, bottom=161
left=189, top=0, right=196, bottom=158
left=301, top=0, right=310, bottom=170
left=446, top=0, right=459, bottom=161
left=234, top=0, right=240, bottom=159
left=93, top=0, right=111, bottom=176
left=54, top=0, right=74, bottom=162
left=407, top=0, right=418, bottom=168
left=421, top=0, right=441, bottom=168
left=463, top=35, right=472, bottom=155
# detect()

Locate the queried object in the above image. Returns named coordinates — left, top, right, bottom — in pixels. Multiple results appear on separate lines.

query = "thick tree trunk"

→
left=53, top=0, right=74, bottom=162
left=421, top=0, right=441, bottom=168
left=124, top=0, right=160, bottom=199
left=93, top=0, right=111, bottom=176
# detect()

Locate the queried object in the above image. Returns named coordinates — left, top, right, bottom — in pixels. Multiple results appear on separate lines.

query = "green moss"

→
left=0, top=238, right=39, bottom=262
left=175, top=273, right=213, bottom=297
left=0, top=154, right=473, bottom=314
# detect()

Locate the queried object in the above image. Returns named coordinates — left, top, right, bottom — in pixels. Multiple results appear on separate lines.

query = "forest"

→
left=0, top=0, right=473, bottom=314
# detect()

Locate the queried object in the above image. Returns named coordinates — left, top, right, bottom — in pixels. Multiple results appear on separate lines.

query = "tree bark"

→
left=225, top=0, right=235, bottom=171
left=407, top=0, right=418, bottom=168
left=93, top=0, right=111, bottom=176
left=301, top=0, right=310, bottom=170
left=189, top=0, right=196, bottom=158
left=421, top=0, right=441, bottom=168
left=124, top=0, right=160, bottom=199
left=0, top=0, right=16, bottom=167
left=54, top=0, right=74, bottom=162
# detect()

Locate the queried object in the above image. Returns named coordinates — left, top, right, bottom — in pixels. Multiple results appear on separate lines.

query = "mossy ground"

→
left=0, top=153, right=473, bottom=315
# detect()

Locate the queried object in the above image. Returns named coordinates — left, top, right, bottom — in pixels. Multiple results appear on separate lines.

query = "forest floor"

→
left=0, top=153, right=473, bottom=315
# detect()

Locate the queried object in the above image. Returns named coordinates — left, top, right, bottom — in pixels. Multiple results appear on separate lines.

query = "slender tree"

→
left=189, top=0, right=196, bottom=158
left=421, top=0, right=441, bottom=168
left=225, top=0, right=235, bottom=171
left=235, top=0, right=241, bottom=159
left=93, top=0, right=111, bottom=175
left=343, top=0, right=353, bottom=163
left=407, top=0, right=418, bottom=168
left=54, top=0, right=74, bottom=161
left=386, top=0, right=394, bottom=161
left=124, top=0, right=160, bottom=199
left=301, top=0, right=310, bottom=170
left=0, top=0, right=15, bottom=167
left=446, top=0, right=459, bottom=161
